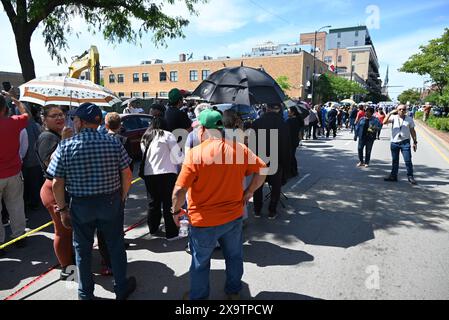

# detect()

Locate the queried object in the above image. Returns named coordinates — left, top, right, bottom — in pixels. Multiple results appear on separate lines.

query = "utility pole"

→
left=311, top=25, right=331, bottom=105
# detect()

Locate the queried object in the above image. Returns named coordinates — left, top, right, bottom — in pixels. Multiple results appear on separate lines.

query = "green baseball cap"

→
left=168, top=88, right=183, bottom=104
left=198, top=109, right=223, bottom=129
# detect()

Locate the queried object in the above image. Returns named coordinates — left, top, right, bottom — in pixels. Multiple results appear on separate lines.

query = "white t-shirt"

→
left=140, top=130, right=183, bottom=175
left=387, top=115, right=415, bottom=143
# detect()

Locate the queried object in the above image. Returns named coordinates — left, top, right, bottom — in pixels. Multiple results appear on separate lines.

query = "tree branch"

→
left=28, top=0, right=65, bottom=32
left=1, top=0, right=17, bottom=24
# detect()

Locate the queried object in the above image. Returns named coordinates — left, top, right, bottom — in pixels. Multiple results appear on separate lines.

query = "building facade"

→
left=300, top=32, right=327, bottom=61
left=104, top=52, right=328, bottom=100
left=0, top=71, right=24, bottom=90
left=301, top=26, right=382, bottom=99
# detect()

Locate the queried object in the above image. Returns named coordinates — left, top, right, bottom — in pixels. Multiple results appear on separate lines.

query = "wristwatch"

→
left=56, top=205, right=69, bottom=214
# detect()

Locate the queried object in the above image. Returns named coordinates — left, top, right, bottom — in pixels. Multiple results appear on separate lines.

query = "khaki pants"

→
left=0, top=173, right=26, bottom=243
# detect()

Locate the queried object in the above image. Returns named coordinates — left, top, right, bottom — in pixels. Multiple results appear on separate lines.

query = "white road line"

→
left=292, top=173, right=311, bottom=189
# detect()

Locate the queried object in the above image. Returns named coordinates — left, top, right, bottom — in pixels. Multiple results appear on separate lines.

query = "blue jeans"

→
left=391, top=140, right=414, bottom=177
left=189, top=218, right=243, bottom=300
left=358, top=138, right=375, bottom=164
left=70, top=191, right=127, bottom=300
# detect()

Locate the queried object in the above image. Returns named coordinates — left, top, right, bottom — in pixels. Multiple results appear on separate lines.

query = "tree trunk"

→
left=14, top=26, right=36, bottom=82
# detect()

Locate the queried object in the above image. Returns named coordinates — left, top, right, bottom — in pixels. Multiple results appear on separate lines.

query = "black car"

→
left=119, top=114, right=153, bottom=159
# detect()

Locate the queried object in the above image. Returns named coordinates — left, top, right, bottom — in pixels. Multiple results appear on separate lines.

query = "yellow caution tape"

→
left=0, top=177, right=143, bottom=250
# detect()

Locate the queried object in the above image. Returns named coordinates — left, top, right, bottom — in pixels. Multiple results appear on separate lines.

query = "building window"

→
left=354, top=40, right=358, bottom=46
left=133, top=73, right=139, bottom=83
left=131, top=92, right=140, bottom=98
left=142, top=73, right=149, bottom=82
left=324, top=56, right=332, bottom=64
left=190, top=70, right=198, bottom=81
left=306, top=66, right=310, bottom=80
left=118, top=92, right=124, bottom=97
left=109, top=74, right=115, bottom=83
left=352, top=54, right=356, bottom=62
left=160, top=72, right=167, bottom=82
left=170, top=71, right=178, bottom=82
left=351, top=65, right=355, bottom=73
left=202, top=70, right=210, bottom=80
left=355, top=30, right=359, bottom=37
left=117, top=74, right=124, bottom=83
left=337, top=32, right=341, bottom=38
left=143, top=92, right=150, bottom=98
left=338, top=55, right=342, bottom=63
left=337, top=42, right=341, bottom=48
left=159, top=92, right=168, bottom=98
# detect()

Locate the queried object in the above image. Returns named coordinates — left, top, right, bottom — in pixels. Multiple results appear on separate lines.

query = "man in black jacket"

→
left=250, top=103, right=291, bottom=220
left=326, top=105, right=338, bottom=138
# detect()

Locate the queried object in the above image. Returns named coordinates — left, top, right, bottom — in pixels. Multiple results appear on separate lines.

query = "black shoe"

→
left=384, top=176, right=398, bottom=182
left=117, top=276, right=137, bottom=300
left=268, top=211, right=278, bottom=220
left=408, top=176, right=417, bottom=185
left=15, top=238, right=27, bottom=248
left=0, top=248, right=5, bottom=257
left=254, top=211, right=261, bottom=218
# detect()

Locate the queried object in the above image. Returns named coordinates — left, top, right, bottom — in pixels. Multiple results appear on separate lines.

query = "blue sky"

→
left=1, top=0, right=449, bottom=99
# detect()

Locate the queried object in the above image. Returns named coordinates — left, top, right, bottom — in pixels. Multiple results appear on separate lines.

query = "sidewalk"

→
left=416, top=119, right=449, bottom=151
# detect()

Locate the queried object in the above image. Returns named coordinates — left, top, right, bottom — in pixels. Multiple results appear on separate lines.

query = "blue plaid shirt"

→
left=47, top=128, right=131, bottom=197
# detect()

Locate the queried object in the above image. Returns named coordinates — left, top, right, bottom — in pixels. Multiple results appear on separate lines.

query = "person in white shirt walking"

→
left=383, top=104, right=418, bottom=185
left=140, top=116, right=183, bottom=240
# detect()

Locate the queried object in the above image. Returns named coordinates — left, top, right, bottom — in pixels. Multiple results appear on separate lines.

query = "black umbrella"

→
left=192, top=66, right=286, bottom=105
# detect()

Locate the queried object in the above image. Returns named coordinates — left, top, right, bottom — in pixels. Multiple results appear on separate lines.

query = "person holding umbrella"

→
left=251, top=103, right=291, bottom=219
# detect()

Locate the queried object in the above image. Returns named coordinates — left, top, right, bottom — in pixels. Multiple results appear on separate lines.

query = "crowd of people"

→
left=0, top=86, right=421, bottom=300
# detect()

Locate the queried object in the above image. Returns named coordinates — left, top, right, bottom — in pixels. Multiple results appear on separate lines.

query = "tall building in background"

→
left=300, top=26, right=382, bottom=100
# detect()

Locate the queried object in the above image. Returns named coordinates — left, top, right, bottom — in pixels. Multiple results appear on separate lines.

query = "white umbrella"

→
left=19, top=76, right=121, bottom=108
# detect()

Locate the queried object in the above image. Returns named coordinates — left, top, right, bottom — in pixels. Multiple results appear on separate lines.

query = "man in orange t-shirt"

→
left=171, top=109, right=266, bottom=300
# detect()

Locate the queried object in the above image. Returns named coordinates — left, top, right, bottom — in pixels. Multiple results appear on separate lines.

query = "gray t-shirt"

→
left=387, top=115, right=415, bottom=143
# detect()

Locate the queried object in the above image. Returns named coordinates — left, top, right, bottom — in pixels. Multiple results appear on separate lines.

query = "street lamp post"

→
left=311, top=25, right=331, bottom=105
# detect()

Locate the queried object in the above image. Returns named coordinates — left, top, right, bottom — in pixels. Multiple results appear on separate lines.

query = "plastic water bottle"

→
left=178, top=215, right=189, bottom=238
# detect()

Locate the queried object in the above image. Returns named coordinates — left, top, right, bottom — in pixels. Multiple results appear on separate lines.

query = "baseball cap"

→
left=198, top=109, right=223, bottom=129
left=168, top=88, right=183, bottom=105
left=74, top=102, right=103, bottom=124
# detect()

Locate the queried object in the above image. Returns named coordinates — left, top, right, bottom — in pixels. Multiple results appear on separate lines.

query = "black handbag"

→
left=138, top=143, right=150, bottom=179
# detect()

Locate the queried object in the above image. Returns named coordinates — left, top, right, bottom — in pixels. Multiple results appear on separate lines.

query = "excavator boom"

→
left=68, top=46, right=100, bottom=84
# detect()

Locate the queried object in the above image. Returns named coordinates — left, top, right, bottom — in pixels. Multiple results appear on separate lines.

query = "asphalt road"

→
left=1, top=122, right=449, bottom=300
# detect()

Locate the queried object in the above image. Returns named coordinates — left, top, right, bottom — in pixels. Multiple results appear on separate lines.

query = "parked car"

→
left=119, top=114, right=153, bottom=159
left=432, top=106, right=444, bottom=117
left=212, top=103, right=258, bottom=128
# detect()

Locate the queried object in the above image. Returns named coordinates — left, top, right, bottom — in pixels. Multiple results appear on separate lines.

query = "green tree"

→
left=400, top=28, right=449, bottom=106
left=315, top=74, right=367, bottom=103
left=398, top=89, right=421, bottom=104
left=276, top=75, right=292, bottom=92
left=1, top=0, right=206, bottom=81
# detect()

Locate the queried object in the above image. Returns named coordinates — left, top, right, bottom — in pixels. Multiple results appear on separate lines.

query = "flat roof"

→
left=104, top=52, right=307, bottom=70
left=330, top=26, right=367, bottom=33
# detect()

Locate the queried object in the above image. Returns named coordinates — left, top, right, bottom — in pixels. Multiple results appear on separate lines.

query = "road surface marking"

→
left=415, top=126, right=449, bottom=166
left=292, top=173, right=311, bottom=189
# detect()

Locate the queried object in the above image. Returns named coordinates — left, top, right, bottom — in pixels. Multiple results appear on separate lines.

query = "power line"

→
left=248, top=0, right=292, bottom=25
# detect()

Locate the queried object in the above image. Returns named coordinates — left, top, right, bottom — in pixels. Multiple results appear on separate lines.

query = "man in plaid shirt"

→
left=48, top=103, right=135, bottom=300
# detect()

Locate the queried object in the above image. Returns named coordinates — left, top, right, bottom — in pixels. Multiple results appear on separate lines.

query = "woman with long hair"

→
left=141, top=117, right=182, bottom=240
left=36, top=105, right=74, bottom=279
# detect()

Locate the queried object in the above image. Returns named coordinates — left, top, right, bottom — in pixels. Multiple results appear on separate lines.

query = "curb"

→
left=416, top=119, right=449, bottom=152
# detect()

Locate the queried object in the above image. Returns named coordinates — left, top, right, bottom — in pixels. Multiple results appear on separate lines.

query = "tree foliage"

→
left=315, top=73, right=368, bottom=102
left=400, top=28, right=449, bottom=106
left=276, top=75, right=292, bottom=92
left=1, top=0, right=207, bottom=80
left=398, top=89, right=421, bottom=105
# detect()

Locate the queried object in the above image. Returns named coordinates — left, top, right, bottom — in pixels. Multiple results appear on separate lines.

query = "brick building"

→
left=104, top=51, right=328, bottom=101
left=0, top=71, right=24, bottom=90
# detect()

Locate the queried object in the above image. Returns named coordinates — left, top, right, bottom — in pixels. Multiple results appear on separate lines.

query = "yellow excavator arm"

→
left=68, top=46, right=100, bottom=84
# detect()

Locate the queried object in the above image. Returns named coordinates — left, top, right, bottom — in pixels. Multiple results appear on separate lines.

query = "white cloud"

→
left=376, top=27, right=446, bottom=99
